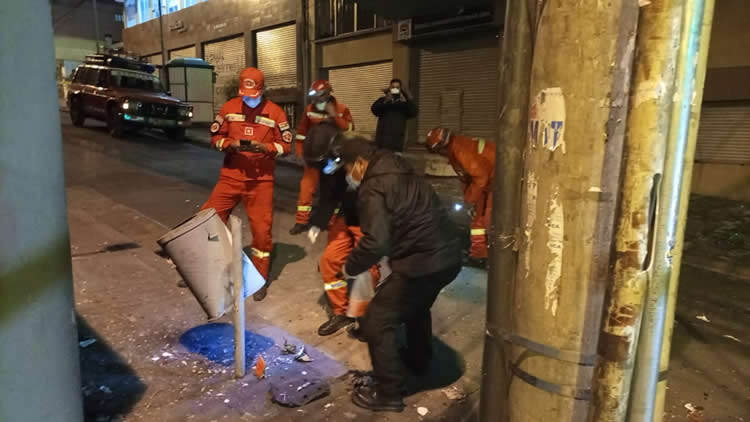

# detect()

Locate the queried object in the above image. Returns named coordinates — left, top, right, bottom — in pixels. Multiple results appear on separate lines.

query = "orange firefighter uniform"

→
left=294, top=100, right=354, bottom=225
left=426, top=128, right=495, bottom=260
left=201, top=67, right=292, bottom=279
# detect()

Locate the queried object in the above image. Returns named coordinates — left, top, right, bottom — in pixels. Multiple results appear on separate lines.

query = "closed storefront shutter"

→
left=328, top=61, right=392, bottom=136
left=695, top=103, right=750, bottom=164
left=417, top=35, right=498, bottom=142
left=204, top=35, right=246, bottom=115
left=256, top=24, right=297, bottom=90
left=169, top=45, right=196, bottom=60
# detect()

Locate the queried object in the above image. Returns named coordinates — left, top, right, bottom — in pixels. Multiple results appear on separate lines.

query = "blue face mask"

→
left=243, top=95, right=262, bottom=108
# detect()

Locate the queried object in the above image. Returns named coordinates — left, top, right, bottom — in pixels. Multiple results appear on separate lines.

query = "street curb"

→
left=682, top=254, right=750, bottom=281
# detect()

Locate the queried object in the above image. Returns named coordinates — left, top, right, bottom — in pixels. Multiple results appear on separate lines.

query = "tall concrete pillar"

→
left=0, top=1, right=83, bottom=422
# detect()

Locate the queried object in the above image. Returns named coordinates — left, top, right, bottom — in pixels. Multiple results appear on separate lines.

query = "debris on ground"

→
left=282, top=339, right=298, bottom=355
left=255, top=355, right=266, bottom=379
left=723, top=334, right=741, bottom=342
left=695, top=314, right=710, bottom=323
left=324, top=403, right=334, bottom=409
left=295, top=345, right=313, bottom=362
left=162, top=351, right=174, bottom=358
left=79, top=338, right=97, bottom=348
left=270, top=376, right=330, bottom=407
left=417, top=406, right=429, bottom=416
left=441, top=385, right=467, bottom=401
left=684, top=402, right=704, bottom=420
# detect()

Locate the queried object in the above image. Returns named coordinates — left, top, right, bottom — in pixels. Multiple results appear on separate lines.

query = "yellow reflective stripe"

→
left=251, top=248, right=270, bottom=259
left=274, top=142, right=284, bottom=156
left=324, top=280, right=347, bottom=291
left=297, top=205, right=312, bottom=212
left=477, top=138, right=486, bottom=155
left=333, top=208, right=340, bottom=214
left=347, top=122, right=353, bottom=131
left=217, top=138, right=225, bottom=150
left=296, top=134, right=306, bottom=141
left=471, top=228, right=486, bottom=236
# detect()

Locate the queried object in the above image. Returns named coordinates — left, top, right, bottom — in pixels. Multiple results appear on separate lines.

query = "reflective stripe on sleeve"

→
left=296, top=134, right=306, bottom=141
left=324, top=280, right=347, bottom=291
left=478, top=138, right=486, bottom=155
left=251, top=248, right=270, bottom=259
left=274, top=142, right=284, bottom=157
left=217, top=138, right=226, bottom=150
left=471, top=228, right=486, bottom=236
left=297, top=205, right=312, bottom=212
left=347, top=123, right=353, bottom=131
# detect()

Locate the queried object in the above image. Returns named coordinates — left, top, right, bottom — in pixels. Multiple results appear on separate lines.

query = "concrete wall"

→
left=694, top=0, right=750, bottom=203
left=122, top=0, right=297, bottom=59
left=318, top=30, right=393, bottom=69
left=691, top=163, right=750, bottom=202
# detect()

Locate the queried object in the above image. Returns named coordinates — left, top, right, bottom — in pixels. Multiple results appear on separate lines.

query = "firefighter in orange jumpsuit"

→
left=303, top=122, right=383, bottom=336
left=289, top=80, right=354, bottom=235
left=426, top=127, right=495, bottom=267
left=201, top=67, right=293, bottom=300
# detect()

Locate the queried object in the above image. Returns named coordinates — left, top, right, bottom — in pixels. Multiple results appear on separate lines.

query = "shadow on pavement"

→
left=266, top=242, right=307, bottom=283
left=77, top=313, right=146, bottom=422
left=179, top=322, right=275, bottom=369
left=405, top=337, right=466, bottom=396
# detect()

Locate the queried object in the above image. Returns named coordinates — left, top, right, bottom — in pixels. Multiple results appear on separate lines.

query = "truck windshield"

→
left=111, top=69, right=164, bottom=92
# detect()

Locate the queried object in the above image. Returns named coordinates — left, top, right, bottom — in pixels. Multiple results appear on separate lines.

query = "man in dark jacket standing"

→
left=339, top=138, right=462, bottom=412
left=371, top=79, right=418, bottom=152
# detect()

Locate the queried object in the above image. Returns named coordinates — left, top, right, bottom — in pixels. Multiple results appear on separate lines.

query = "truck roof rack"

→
left=84, top=54, right=156, bottom=74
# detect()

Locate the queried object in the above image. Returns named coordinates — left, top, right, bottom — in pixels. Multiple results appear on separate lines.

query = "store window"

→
left=316, top=0, right=391, bottom=39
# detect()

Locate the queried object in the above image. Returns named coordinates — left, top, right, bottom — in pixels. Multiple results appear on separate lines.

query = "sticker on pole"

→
left=242, top=252, right=266, bottom=298
left=528, top=87, right=566, bottom=153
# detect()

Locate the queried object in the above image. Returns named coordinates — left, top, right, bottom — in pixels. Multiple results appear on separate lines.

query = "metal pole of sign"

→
left=230, top=216, right=246, bottom=378
left=92, top=0, right=100, bottom=53
left=157, top=0, right=169, bottom=88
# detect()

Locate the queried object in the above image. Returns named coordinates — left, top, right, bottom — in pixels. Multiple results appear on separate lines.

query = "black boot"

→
left=351, top=385, right=405, bottom=412
left=317, top=315, right=354, bottom=336
left=289, top=223, right=309, bottom=235
left=253, top=286, right=268, bottom=301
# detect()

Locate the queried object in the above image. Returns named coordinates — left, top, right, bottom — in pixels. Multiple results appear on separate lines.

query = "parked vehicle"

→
left=67, top=54, right=193, bottom=141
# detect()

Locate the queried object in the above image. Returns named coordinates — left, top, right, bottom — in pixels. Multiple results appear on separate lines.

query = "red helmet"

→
left=308, top=79, right=332, bottom=101
left=426, top=127, right=452, bottom=152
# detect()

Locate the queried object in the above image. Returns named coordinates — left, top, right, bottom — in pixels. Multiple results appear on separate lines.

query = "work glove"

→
left=307, top=225, right=321, bottom=244
left=222, top=138, right=240, bottom=153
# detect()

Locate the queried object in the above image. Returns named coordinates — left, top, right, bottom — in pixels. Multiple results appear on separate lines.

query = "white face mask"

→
left=345, top=173, right=360, bottom=190
left=315, top=101, right=327, bottom=111
left=390, top=87, right=400, bottom=95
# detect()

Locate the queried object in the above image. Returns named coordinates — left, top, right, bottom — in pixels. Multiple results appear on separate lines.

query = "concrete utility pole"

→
left=480, top=0, right=638, bottom=420
left=479, top=0, right=534, bottom=419
left=0, top=1, right=84, bottom=422
left=157, top=0, right=169, bottom=87
left=627, top=0, right=714, bottom=420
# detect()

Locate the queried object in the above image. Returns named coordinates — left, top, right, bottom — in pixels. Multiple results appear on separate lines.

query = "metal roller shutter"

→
left=417, top=36, right=498, bottom=142
left=695, top=103, right=750, bottom=164
left=328, top=61, right=393, bottom=135
left=169, top=45, right=196, bottom=60
left=204, top=35, right=246, bottom=115
left=256, top=24, right=297, bottom=90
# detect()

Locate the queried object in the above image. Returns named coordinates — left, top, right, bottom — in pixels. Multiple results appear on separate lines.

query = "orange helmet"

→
left=426, top=127, right=452, bottom=152
left=308, top=79, right=332, bottom=101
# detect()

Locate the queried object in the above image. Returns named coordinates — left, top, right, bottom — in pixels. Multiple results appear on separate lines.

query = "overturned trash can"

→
left=158, top=208, right=265, bottom=320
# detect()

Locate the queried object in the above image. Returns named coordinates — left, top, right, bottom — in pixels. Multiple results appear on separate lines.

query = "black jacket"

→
left=345, top=150, right=461, bottom=278
left=371, top=95, right=418, bottom=152
left=309, top=170, right=359, bottom=229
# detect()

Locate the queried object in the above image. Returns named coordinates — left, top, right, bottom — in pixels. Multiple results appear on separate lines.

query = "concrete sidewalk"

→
left=185, top=126, right=458, bottom=177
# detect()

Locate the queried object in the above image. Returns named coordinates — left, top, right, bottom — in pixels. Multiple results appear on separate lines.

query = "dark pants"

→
left=360, top=265, right=461, bottom=396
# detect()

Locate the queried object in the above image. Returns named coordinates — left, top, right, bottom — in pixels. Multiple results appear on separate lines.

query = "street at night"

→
left=61, top=117, right=749, bottom=421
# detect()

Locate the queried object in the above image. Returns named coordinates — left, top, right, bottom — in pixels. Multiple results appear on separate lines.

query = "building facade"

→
left=122, top=0, right=749, bottom=201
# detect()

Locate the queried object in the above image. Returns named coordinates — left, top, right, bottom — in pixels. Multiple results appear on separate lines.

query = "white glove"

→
left=307, top=225, right=321, bottom=244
